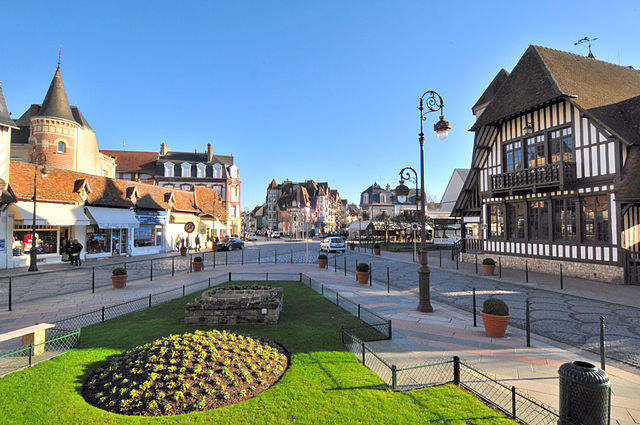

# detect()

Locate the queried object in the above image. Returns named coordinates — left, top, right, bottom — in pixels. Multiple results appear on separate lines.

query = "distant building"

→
left=359, top=182, right=418, bottom=220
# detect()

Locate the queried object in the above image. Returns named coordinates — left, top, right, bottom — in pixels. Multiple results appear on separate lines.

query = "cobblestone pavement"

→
left=0, top=242, right=319, bottom=309
left=329, top=251, right=640, bottom=368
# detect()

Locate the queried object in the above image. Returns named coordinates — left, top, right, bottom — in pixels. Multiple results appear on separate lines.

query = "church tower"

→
left=29, top=61, right=80, bottom=171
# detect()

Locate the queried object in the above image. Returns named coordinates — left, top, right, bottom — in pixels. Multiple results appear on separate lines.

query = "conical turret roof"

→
left=0, top=84, right=18, bottom=129
left=36, top=66, right=77, bottom=123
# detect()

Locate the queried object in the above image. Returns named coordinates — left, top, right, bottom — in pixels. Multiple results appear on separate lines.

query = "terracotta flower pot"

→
left=111, top=274, right=127, bottom=289
left=356, top=271, right=369, bottom=284
left=480, top=311, right=511, bottom=337
left=482, top=265, right=495, bottom=276
left=374, top=248, right=381, bottom=255
left=192, top=261, right=204, bottom=272
left=318, top=258, right=328, bottom=268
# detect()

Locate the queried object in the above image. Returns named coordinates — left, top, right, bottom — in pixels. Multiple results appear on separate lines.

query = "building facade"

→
left=102, top=141, right=240, bottom=236
left=453, top=45, right=640, bottom=284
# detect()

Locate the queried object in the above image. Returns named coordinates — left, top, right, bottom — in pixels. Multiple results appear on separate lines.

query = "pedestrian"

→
left=64, top=239, right=73, bottom=264
left=175, top=237, right=182, bottom=252
left=195, top=234, right=201, bottom=252
left=71, top=239, right=83, bottom=266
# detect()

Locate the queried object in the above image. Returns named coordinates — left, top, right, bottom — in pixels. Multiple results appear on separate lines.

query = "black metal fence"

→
left=341, top=328, right=560, bottom=425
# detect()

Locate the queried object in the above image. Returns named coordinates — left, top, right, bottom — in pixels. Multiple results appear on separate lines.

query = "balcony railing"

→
left=491, top=161, right=576, bottom=192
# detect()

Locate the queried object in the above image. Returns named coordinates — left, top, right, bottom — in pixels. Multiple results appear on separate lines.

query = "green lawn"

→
left=0, top=280, right=514, bottom=424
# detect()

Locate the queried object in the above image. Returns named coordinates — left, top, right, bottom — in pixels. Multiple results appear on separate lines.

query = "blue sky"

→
left=2, top=1, right=639, bottom=210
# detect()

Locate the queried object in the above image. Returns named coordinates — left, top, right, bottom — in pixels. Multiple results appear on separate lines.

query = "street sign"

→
left=411, top=223, right=419, bottom=230
left=184, top=221, right=196, bottom=233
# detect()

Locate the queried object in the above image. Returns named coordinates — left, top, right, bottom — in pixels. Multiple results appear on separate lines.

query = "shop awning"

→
left=10, top=201, right=90, bottom=226
left=170, top=212, right=200, bottom=224
left=86, top=206, right=140, bottom=229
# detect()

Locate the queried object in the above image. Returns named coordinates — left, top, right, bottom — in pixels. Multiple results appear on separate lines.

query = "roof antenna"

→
left=574, top=37, right=597, bottom=59
left=58, top=47, right=61, bottom=68
left=122, top=140, right=126, bottom=150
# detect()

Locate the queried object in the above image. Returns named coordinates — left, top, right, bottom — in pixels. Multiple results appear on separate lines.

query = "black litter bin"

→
left=558, top=361, right=610, bottom=425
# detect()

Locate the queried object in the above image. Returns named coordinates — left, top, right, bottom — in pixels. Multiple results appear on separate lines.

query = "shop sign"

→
left=135, top=210, right=168, bottom=225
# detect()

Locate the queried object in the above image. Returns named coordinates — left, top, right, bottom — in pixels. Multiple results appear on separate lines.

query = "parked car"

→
left=217, top=237, right=245, bottom=251
left=272, top=232, right=281, bottom=238
left=245, top=233, right=258, bottom=241
left=320, top=237, right=346, bottom=253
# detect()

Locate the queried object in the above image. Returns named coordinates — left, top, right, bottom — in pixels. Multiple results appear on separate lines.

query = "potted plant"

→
left=180, top=246, right=188, bottom=256
left=482, top=257, right=496, bottom=275
left=192, top=256, right=204, bottom=272
left=480, top=297, right=510, bottom=337
left=317, top=253, right=328, bottom=269
left=374, top=243, right=381, bottom=255
left=111, top=267, right=128, bottom=289
left=356, top=262, right=370, bottom=284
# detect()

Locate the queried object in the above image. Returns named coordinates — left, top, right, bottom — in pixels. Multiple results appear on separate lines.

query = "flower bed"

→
left=82, top=330, right=288, bottom=416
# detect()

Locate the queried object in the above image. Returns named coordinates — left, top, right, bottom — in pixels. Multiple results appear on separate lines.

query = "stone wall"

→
left=460, top=252, right=624, bottom=284
left=185, top=287, right=284, bottom=325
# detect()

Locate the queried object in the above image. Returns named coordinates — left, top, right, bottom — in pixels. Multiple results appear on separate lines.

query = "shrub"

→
left=482, top=257, right=496, bottom=266
left=193, top=256, right=203, bottom=263
left=112, top=267, right=127, bottom=276
left=482, top=297, right=509, bottom=316
left=356, top=263, right=370, bottom=273
left=317, top=254, right=328, bottom=260
left=374, top=243, right=380, bottom=249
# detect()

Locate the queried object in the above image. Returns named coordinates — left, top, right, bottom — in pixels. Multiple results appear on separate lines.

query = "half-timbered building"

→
left=453, top=45, right=640, bottom=284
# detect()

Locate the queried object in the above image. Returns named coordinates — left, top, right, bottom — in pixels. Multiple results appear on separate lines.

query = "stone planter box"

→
left=185, top=286, right=284, bottom=325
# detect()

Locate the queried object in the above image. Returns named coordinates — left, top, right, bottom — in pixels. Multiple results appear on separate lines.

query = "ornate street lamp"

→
left=28, top=147, right=49, bottom=272
left=409, top=90, right=452, bottom=312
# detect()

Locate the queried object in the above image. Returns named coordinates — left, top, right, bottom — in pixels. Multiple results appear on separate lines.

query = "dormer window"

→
left=181, top=162, right=191, bottom=178
left=164, top=162, right=175, bottom=177
left=57, top=141, right=66, bottom=153
left=212, top=163, right=223, bottom=178
left=362, top=194, right=369, bottom=204
left=228, top=165, right=239, bottom=179
left=196, top=163, right=206, bottom=178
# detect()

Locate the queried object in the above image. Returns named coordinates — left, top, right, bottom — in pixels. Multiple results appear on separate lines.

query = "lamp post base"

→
left=28, top=250, right=39, bottom=272
left=417, top=265, right=433, bottom=313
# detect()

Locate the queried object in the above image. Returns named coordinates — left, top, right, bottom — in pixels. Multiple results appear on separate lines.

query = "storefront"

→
left=132, top=210, right=168, bottom=255
left=85, top=206, right=139, bottom=258
left=8, top=201, right=90, bottom=267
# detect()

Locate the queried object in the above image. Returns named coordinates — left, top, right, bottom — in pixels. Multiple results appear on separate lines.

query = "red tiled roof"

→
left=100, top=150, right=159, bottom=173
left=8, top=162, right=223, bottom=215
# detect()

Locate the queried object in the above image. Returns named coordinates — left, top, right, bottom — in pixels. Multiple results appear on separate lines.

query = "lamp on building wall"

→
left=28, top=148, right=49, bottom=272
left=523, top=122, right=534, bottom=135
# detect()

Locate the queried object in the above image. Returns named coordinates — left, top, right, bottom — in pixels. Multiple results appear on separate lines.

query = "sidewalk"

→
left=1, top=261, right=638, bottom=423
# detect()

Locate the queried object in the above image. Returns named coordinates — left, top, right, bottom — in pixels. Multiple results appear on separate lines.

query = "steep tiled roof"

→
left=473, top=45, right=640, bottom=130
left=616, top=145, right=640, bottom=201
left=194, top=185, right=226, bottom=220
left=8, top=162, right=222, bottom=214
left=101, top=150, right=159, bottom=173
left=159, top=151, right=234, bottom=166
left=472, top=69, right=509, bottom=113
left=36, top=67, right=77, bottom=124
left=588, top=95, right=640, bottom=146
left=0, top=84, right=17, bottom=129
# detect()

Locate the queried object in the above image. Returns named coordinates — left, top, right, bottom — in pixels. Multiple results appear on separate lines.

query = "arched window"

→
left=212, top=163, right=223, bottom=178
left=181, top=163, right=191, bottom=178
left=164, top=162, right=175, bottom=177
left=196, top=163, right=206, bottom=178
left=57, top=141, right=66, bottom=153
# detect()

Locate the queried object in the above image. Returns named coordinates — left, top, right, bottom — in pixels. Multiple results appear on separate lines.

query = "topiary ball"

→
left=482, top=297, right=509, bottom=316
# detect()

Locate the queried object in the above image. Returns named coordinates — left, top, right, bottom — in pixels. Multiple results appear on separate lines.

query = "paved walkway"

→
left=334, top=249, right=640, bottom=368
left=1, top=259, right=639, bottom=423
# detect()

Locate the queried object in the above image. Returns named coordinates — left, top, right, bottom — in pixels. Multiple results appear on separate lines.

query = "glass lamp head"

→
left=434, top=115, right=451, bottom=140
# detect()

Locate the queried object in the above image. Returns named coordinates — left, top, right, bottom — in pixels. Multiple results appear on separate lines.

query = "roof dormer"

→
left=164, top=191, right=175, bottom=207
left=73, top=178, right=92, bottom=200
left=126, top=186, right=140, bottom=203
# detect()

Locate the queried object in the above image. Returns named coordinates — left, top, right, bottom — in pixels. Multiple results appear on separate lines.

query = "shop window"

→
left=507, top=202, right=525, bottom=240
left=87, top=227, right=111, bottom=254
left=552, top=199, right=577, bottom=240
left=582, top=195, right=610, bottom=243
left=134, top=225, right=163, bottom=247
left=12, top=226, right=58, bottom=256
left=549, top=127, right=573, bottom=163
left=488, top=204, right=504, bottom=238
left=527, top=200, right=549, bottom=241
left=526, top=134, right=546, bottom=168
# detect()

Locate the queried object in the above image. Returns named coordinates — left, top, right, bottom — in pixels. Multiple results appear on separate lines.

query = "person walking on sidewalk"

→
left=71, top=239, right=83, bottom=266
left=64, top=239, right=73, bottom=264
left=195, top=234, right=201, bottom=252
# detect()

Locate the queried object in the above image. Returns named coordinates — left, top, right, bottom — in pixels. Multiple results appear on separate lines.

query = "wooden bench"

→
left=0, top=324, right=55, bottom=356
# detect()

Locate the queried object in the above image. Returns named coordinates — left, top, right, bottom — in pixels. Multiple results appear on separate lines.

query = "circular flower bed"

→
left=82, top=330, right=288, bottom=416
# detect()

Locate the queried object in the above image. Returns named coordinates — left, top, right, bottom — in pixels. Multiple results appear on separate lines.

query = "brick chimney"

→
left=160, top=142, right=170, bottom=156
left=207, top=142, right=213, bottom=162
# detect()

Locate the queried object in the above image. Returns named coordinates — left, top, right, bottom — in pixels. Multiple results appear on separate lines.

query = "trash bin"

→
left=558, top=361, right=610, bottom=425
